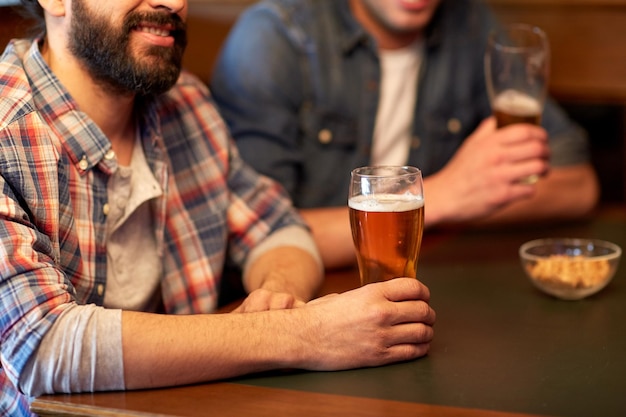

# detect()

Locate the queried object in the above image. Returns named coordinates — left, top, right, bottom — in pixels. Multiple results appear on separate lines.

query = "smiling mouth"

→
left=135, top=24, right=173, bottom=37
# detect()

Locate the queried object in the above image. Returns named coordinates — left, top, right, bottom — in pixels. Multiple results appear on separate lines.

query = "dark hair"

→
left=17, top=0, right=46, bottom=36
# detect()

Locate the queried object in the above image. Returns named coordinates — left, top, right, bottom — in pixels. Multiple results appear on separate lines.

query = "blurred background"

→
left=2, top=0, right=624, bottom=204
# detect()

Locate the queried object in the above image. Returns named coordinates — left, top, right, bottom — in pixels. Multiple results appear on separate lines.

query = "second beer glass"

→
left=485, top=24, right=550, bottom=129
left=348, top=166, right=425, bottom=286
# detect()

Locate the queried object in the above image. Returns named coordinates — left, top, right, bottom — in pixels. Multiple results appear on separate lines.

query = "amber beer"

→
left=349, top=195, right=425, bottom=285
left=493, top=89, right=542, bottom=128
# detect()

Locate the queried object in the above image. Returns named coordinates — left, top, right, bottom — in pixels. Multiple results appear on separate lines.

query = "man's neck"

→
left=41, top=40, right=137, bottom=165
left=349, top=0, right=422, bottom=50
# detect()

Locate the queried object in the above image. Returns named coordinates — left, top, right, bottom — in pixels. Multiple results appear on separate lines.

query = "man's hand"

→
left=299, top=278, right=435, bottom=370
left=425, top=117, right=550, bottom=226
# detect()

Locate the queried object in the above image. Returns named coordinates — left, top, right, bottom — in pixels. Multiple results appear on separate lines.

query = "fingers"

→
left=234, top=289, right=304, bottom=313
left=376, top=277, right=431, bottom=303
left=367, top=279, right=436, bottom=329
left=496, top=123, right=548, bottom=146
left=504, top=157, right=550, bottom=185
left=483, top=124, right=550, bottom=186
left=364, top=320, right=435, bottom=366
left=506, top=135, right=550, bottom=163
left=385, top=322, right=434, bottom=350
left=392, top=299, right=436, bottom=326
left=383, top=342, right=432, bottom=364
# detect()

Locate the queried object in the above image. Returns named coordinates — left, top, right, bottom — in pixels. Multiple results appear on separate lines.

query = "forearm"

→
left=300, top=207, right=357, bottom=270
left=242, top=225, right=323, bottom=301
left=421, top=172, right=455, bottom=228
left=244, top=246, right=323, bottom=302
left=122, top=308, right=309, bottom=389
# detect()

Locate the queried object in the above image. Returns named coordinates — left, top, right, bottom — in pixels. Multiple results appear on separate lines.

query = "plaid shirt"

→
left=0, top=39, right=304, bottom=415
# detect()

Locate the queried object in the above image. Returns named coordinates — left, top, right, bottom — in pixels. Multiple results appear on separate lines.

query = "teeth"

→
left=139, top=26, right=170, bottom=37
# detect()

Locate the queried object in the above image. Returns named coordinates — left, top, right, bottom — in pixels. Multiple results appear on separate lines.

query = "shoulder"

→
left=0, top=40, right=38, bottom=130
left=0, top=40, right=59, bottom=167
left=155, top=71, right=230, bottom=142
left=244, top=0, right=320, bottom=22
left=233, top=0, right=336, bottom=46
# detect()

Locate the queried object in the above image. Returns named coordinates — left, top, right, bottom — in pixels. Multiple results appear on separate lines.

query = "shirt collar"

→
left=20, top=40, right=114, bottom=174
left=334, top=0, right=371, bottom=54
left=21, top=39, right=163, bottom=176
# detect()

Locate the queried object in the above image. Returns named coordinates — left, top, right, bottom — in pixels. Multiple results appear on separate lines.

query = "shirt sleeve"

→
left=243, top=224, right=324, bottom=280
left=542, top=96, right=591, bottom=167
left=19, top=304, right=124, bottom=396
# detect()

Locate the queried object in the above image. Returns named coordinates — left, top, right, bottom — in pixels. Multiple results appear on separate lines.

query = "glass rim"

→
left=351, top=165, right=422, bottom=179
left=489, top=23, right=548, bottom=52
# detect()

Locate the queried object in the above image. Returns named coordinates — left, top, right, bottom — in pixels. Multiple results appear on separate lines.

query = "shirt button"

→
left=411, top=136, right=421, bottom=149
left=103, top=203, right=110, bottom=216
left=104, top=149, right=116, bottom=160
left=78, top=156, right=89, bottom=171
left=97, top=284, right=104, bottom=296
left=318, top=129, right=333, bottom=144
left=447, top=118, right=462, bottom=134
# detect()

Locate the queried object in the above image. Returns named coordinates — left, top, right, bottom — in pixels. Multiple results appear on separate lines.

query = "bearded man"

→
left=0, top=0, right=436, bottom=415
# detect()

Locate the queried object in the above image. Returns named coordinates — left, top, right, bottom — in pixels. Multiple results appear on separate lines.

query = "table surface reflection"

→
left=32, top=206, right=626, bottom=417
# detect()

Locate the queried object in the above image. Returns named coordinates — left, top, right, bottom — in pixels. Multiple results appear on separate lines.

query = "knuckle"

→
left=416, top=323, right=435, bottom=342
left=370, top=305, right=394, bottom=324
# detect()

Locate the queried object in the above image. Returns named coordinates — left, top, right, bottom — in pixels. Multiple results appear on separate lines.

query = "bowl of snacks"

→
left=519, top=238, right=621, bottom=300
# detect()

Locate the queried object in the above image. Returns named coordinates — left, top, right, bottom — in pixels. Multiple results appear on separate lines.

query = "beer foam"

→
left=493, top=89, right=541, bottom=116
left=348, top=194, right=424, bottom=212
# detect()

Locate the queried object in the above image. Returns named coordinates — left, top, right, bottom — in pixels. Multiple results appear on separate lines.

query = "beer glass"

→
left=485, top=24, right=549, bottom=129
left=348, top=166, right=425, bottom=286
left=485, top=24, right=549, bottom=184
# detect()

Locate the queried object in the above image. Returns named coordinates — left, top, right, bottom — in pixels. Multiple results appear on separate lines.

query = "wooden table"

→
left=32, top=206, right=626, bottom=417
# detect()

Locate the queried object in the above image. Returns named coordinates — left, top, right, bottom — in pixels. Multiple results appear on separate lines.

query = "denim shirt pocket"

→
left=296, top=106, right=364, bottom=207
left=300, top=105, right=360, bottom=150
left=415, top=103, right=480, bottom=175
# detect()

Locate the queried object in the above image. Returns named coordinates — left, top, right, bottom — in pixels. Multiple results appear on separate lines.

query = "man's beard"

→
left=68, top=0, right=187, bottom=97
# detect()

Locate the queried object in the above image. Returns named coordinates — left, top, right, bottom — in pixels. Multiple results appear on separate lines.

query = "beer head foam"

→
left=348, top=194, right=424, bottom=212
left=493, top=89, right=541, bottom=116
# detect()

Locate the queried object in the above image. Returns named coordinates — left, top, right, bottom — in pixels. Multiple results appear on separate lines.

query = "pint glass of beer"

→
left=348, top=166, right=425, bottom=286
left=485, top=24, right=549, bottom=129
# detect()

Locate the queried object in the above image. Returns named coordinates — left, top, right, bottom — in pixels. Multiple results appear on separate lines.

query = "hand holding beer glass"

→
left=485, top=24, right=550, bottom=183
left=348, top=166, right=425, bottom=286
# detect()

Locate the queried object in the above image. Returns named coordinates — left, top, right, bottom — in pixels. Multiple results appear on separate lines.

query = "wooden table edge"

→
left=31, top=382, right=555, bottom=417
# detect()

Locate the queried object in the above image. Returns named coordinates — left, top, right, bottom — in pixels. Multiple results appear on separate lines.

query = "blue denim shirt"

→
left=210, top=0, right=589, bottom=208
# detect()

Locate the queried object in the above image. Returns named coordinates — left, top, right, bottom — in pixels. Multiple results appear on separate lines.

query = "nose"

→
left=148, top=0, right=186, bottom=16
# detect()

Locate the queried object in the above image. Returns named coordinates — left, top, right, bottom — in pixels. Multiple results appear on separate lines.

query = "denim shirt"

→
left=210, top=0, right=589, bottom=208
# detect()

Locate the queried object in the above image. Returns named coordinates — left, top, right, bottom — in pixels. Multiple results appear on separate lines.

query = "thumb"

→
left=475, top=116, right=497, bottom=136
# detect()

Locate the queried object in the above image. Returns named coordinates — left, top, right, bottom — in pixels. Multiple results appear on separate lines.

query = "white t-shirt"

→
left=371, top=41, right=424, bottom=166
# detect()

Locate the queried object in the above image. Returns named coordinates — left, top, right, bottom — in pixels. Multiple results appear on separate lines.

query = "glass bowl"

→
left=519, top=238, right=621, bottom=300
